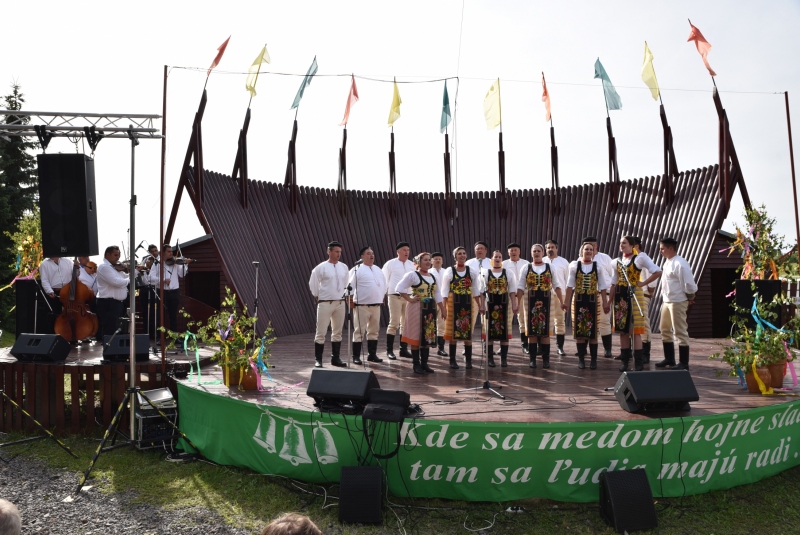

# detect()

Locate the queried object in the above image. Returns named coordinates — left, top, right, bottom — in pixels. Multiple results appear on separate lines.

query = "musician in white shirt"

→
left=657, top=237, right=698, bottom=371
left=503, top=242, right=528, bottom=354
left=348, top=246, right=387, bottom=365
left=382, top=242, right=415, bottom=359
left=431, top=252, right=448, bottom=356
left=308, top=241, right=350, bottom=368
left=545, top=239, right=570, bottom=356
left=96, top=246, right=131, bottom=339
left=147, top=245, right=192, bottom=335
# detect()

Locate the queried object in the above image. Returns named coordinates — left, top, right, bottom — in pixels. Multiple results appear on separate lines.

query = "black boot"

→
left=656, top=342, right=676, bottom=368
left=412, top=349, right=424, bottom=374
left=449, top=343, right=459, bottom=369
left=488, top=344, right=496, bottom=367
left=532, top=342, right=539, bottom=356
left=421, top=347, right=434, bottom=373
left=671, top=346, right=690, bottom=371
left=602, top=334, right=613, bottom=358
left=642, top=341, right=651, bottom=364
left=399, top=341, right=412, bottom=358
left=521, top=332, right=529, bottom=354
left=556, top=334, right=566, bottom=356
left=577, top=342, right=587, bottom=369
left=589, top=344, right=598, bottom=370
left=331, top=342, right=347, bottom=367
left=529, top=343, right=537, bottom=369
left=634, top=349, right=644, bottom=371
left=541, top=344, right=551, bottom=369
left=314, top=342, right=324, bottom=368
left=437, top=336, right=447, bottom=357
left=386, top=334, right=397, bottom=360
left=618, top=348, right=632, bottom=372
left=352, top=342, right=363, bottom=365
left=464, top=345, right=473, bottom=369
left=367, top=340, right=383, bottom=363
left=500, top=345, right=508, bottom=367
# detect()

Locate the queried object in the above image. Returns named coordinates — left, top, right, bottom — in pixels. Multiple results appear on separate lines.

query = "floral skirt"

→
left=523, top=289, right=555, bottom=337
left=444, top=293, right=473, bottom=341
left=613, top=284, right=646, bottom=335
left=401, top=299, right=437, bottom=348
left=572, top=292, right=600, bottom=340
left=484, top=293, right=513, bottom=340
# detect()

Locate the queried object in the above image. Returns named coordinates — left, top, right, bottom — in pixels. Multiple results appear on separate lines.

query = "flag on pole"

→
left=387, top=78, right=402, bottom=126
left=687, top=22, right=717, bottom=76
left=641, top=42, right=660, bottom=100
left=339, top=75, right=359, bottom=126
left=207, top=36, right=231, bottom=76
left=291, top=56, right=318, bottom=109
left=542, top=72, right=551, bottom=122
left=483, top=78, right=502, bottom=130
left=440, top=81, right=452, bottom=133
left=594, top=58, right=622, bottom=110
left=245, top=45, right=271, bottom=97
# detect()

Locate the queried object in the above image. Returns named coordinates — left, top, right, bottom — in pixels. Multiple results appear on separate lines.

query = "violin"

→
left=165, top=257, right=193, bottom=266
left=54, top=261, right=99, bottom=343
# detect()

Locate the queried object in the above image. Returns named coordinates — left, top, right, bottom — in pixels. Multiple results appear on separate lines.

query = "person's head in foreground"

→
left=0, top=499, right=21, bottom=535
left=261, top=513, right=322, bottom=535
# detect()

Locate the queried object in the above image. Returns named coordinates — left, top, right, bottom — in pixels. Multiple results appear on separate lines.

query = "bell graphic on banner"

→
left=253, top=410, right=277, bottom=453
left=279, top=418, right=312, bottom=466
left=313, top=421, right=338, bottom=465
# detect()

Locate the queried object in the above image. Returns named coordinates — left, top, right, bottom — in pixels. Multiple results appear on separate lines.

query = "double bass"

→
left=54, top=262, right=99, bottom=343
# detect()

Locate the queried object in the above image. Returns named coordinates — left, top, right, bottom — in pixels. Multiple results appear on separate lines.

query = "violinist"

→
left=140, top=244, right=160, bottom=338
left=39, top=257, right=74, bottom=331
left=96, top=245, right=131, bottom=339
left=147, top=244, right=193, bottom=332
left=77, top=256, right=98, bottom=296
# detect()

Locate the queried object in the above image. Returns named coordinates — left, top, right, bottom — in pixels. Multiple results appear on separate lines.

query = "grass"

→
left=0, top=328, right=15, bottom=348
left=4, top=432, right=800, bottom=534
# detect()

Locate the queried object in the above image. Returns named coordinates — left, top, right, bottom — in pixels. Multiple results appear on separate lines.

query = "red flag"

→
left=207, top=36, right=231, bottom=76
left=687, top=23, right=716, bottom=77
left=542, top=72, right=551, bottom=122
left=339, top=75, right=359, bottom=126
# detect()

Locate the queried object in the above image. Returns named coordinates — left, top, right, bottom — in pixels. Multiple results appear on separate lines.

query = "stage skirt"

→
left=485, top=292, right=513, bottom=341
left=402, top=298, right=437, bottom=348
left=444, top=292, right=473, bottom=341
left=613, top=283, right=646, bottom=335
left=524, top=289, right=555, bottom=338
left=572, top=292, right=601, bottom=341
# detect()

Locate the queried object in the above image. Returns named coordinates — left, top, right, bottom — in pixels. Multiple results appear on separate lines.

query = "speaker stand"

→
left=0, top=390, right=78, bottom=459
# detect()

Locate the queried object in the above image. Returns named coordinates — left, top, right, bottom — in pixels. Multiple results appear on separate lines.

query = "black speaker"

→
left=339, top=466, right=383, bottom=524
left=599, top=468, right=657, bottom=533
left=14, top=280, right=53, bottom=337
left=37, top=153, right=98, bottom=257
left=102, top=334, right=151, bottom=363
left=306, top=369, right=380, bottom=404
left=363, top=389, right=411, bottom=423
left=10, top=334, right=71, bottom=363
left=614, top=370, right=698, bottom=413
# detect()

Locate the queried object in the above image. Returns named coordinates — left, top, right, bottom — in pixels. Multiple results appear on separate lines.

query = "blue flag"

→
left=440, top=81, right=452, bottom=133
left=291, top=56, right=318, bottom=109
left=594, top=58, right=622, bottom=111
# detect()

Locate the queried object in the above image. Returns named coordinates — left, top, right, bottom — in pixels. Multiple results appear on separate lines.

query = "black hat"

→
left=581, top=236, right=597, bottom=244
left=474, top=241, right=489, bottom=249
left=396, top=241, right=410, bottom=250
left=507, top=242, right=521, bottom=249
left=328, top=241, right=343, bottom=249
left=431, top=251, right=444, bottom=259
left=359, top=245, right=371, bottom=256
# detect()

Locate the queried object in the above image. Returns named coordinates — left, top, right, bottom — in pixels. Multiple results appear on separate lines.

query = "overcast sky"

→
left=3, top=0, right=800, bottom=261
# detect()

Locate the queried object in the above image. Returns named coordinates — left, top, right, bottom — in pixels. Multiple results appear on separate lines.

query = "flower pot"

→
left=224, top=366, right=259, bottom=390
left=745, top=367, right=772, bottom=394
left=768, top=360, right=787, bottom=388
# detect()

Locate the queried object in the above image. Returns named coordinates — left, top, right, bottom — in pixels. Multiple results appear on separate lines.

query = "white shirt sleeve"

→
left=678, top=258, right=698, bottom=295
left=635, top=252, right=662, bottom=274
left=382, top=260, right=392, bottom=290
left=610, top=259, right=620, bottom=285
left=506, top=270, right=518, bottom=294
left=395, top=271, right=416, bottom=294
left=440, top=267, right=453, bottom=299
left=470, top=268, right=481, bottom=297
left=517, top=264, right=529, bottom=288
left=308, top=264, right=320, bottom=298
left=597, top=265, right=610, bottom=292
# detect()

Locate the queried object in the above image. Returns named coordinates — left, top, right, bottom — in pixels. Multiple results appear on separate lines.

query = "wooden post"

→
left=785, top=91, right=800, bottom=271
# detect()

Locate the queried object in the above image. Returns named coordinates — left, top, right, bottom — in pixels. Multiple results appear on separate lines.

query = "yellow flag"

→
left=483, top=78, right=502, bottom=130
left=641, top=42, right=659, bottom=101
left=245, top=45, right=271, bottom=97
left=387, top=78, right=402, bottom=126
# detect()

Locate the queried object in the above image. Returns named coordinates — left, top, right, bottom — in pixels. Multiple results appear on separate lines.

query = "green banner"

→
left=176, top=384, right=800, bottom=502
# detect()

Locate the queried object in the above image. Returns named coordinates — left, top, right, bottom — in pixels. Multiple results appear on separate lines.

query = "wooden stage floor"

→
left=177, top=329, right=800, bottom=424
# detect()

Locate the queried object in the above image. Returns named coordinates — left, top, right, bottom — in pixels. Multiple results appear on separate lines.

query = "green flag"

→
left=291, top=56, right=318, bottom=109
left=440, top=81, right=452, bottom=133
left=594, top=58, right=622, bottom=111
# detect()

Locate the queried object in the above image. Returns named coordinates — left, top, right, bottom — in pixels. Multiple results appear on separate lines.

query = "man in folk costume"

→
left=563, top=242, right=610, bottom=369
left=657, top=237, right=698, bottom=370
left=610, top=235, right=662, bottom=372
left=502, top=242, right=528, bottom=354
left=517, top=244, right=564, bottom=369
left=466, top=241, right=492, bottom=352
left=431, top=252, right=449, bottom=356
left=483, top=250, right=519, bottom=368
left=348, top=246, right=387, bottom=366
left=382, top=242, right=415, bottom=360
left=544, top=239, right=570, bottom=356
left=308, top=241, right=350, bottom=368
left=441, top=246, right=484, bottom=369
left=582, top=237, right=616, bottom=357
left=632, top=237, right=658, bottom=363
left=396, top=253, right=447, bottom=374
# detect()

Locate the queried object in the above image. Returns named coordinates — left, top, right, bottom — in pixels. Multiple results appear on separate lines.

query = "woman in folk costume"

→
left=440, top=246, right=484, bottom=370
left=396, top=253, right=447, bottom=374
left=483, top=250, right=519, bottom=368
left=610, top=235, right=662, bottom=372
left=563, top=242, right=610, bottom=369
left=517, top=244, right=564, bottom=369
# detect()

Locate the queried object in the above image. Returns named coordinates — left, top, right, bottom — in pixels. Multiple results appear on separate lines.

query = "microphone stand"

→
left=342, top=284, right=353, bottom=367
left=32, top=275, right=54, bottom=334
left=457, top=296, right=505, bottom=399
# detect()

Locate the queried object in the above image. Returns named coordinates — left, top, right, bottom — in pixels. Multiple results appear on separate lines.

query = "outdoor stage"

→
left=174, top=329, right=800, bottom=503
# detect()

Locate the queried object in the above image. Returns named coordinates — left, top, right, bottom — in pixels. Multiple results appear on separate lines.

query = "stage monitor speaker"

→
left=363, top=388, right=411, bottom=423
left=37, top=153, right=98, bottom=257
left=306, top=369, right=380, bottom=404
left=102, top=334, right=151, bottom=363
left=339, top=466, right=383, bottom=524
left=614, top=370, right=698, bottom=413
left=599, top=468, right=657, bottom=533
left=10, top=334, right=71, bottom=363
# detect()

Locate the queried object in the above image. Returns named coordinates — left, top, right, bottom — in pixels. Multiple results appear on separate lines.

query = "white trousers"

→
left=387, top=294, right=406, bottom=336
left=314, top=300, right=345, bottom=344
left=352, top=305, right=381, bottom=342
